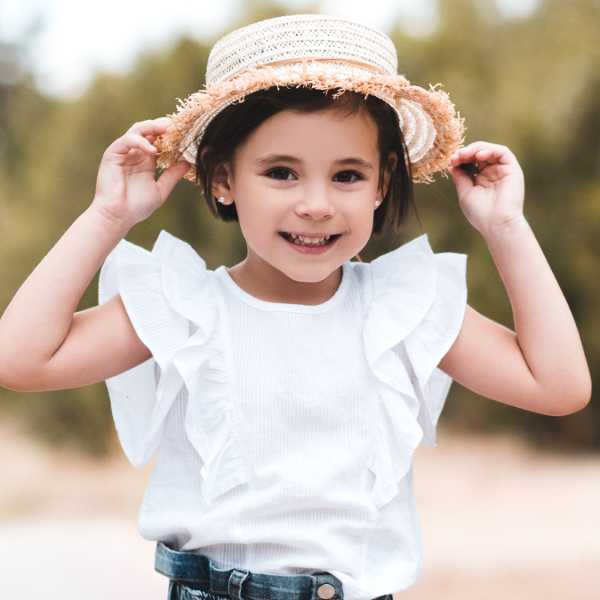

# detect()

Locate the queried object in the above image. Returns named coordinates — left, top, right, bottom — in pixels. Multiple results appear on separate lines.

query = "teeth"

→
left=287, top=233, right=333, bottom=246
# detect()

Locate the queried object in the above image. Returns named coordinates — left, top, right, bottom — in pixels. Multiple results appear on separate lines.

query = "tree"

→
left=1, top=0, right=599, bottom=452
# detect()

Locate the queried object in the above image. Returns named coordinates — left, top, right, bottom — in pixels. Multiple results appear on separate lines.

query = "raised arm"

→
left=0, top=119, right=190, bottom=392
left=439, top=142, right=591, bottom=415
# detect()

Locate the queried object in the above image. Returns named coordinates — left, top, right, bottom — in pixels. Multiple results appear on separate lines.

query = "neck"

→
left=227, top=253, right=343, bottom=306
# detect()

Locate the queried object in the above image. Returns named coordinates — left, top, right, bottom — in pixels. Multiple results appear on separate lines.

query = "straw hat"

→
left=155, top=14, right=464, bottom=182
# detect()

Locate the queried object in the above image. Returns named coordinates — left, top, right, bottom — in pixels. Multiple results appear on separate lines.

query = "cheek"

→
left=233, top=193, right=282, bottom=244
left=356, top=213, right=375, bottom=243
left=230, top=178, right=263, bottom=232
left=235, top=204, right=262, bottom=243
left=346, top=202, right=376, bottom=246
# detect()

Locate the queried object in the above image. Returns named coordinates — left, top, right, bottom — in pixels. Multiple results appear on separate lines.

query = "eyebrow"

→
left=254, top=154, right=374, bottom=170
left=254, top=154, right=300, bottom=166
left=335, top=158, right=374, bottom=170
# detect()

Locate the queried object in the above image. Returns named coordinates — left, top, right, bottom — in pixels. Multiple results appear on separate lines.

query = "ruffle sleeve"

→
left=363, top=235, right=467, bottom=508
left=99, top=231, right=248, bottom=505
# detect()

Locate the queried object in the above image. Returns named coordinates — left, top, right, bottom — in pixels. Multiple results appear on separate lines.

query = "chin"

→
left=281, top=263, right=341, bottom=284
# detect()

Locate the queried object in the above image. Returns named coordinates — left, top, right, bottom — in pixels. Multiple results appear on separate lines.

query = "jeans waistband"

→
left=155, top=542, right=381, bottom=600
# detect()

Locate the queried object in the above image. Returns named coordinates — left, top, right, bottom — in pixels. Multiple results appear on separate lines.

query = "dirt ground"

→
left=1, top=423, right=599, bottom=599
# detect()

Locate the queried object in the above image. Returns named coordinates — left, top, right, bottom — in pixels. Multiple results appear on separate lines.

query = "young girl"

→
left=0, top=14, right=590, bottom=600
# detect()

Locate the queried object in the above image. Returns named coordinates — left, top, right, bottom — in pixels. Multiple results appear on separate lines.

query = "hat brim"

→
left=155, top=61, right=464, bottom=183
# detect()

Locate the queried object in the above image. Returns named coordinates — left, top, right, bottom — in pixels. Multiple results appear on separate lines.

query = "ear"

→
left=377, top=151, right=398, bottom=204
left=203, top=149, right=235, bottom=205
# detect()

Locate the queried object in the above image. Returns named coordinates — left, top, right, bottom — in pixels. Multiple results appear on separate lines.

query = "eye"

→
left=333, top=170, right=362, bottom=184
left=267, top=168, right=295, bottom=181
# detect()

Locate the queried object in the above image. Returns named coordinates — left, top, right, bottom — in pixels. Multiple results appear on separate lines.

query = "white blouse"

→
left=99, top=231, right=467, bottom=599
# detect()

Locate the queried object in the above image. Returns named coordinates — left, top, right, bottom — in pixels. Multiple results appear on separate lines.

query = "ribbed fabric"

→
left=98, top=231, right=467, bottom=600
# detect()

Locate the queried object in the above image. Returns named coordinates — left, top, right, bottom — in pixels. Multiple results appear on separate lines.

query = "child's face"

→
left=224, top=107, right=385, bottom=287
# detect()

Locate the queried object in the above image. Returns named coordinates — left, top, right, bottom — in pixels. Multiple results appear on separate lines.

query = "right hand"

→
left=92, top=118, right=190, bottom=230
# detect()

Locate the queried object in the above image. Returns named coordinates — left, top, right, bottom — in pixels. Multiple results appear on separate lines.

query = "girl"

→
left=0, top=14, right=590, bottom=600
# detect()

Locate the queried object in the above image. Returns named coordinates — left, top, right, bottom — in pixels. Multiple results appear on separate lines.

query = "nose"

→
left=294, top=186, right=335, bottom=220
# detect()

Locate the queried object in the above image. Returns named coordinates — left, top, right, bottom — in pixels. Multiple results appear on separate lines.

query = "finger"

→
left=473, top=146, right=514, bottom=166
left=155, top=161, right=191, bottom=199
left=451, top=142, right=486, bottom=166
left=107, top=133, right=158, bottom=157
left=449, top=165, right=476, bottom=197
left=127, top=118, right=172, bottom=138
left=452, top=142, right=510, bottom=166
left=467, top=143, right=515, bottom=165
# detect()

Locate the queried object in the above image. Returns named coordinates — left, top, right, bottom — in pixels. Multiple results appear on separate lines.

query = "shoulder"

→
left=357, top=235, right=468, bottom=381
left=102, top=230, right=209, bottom=278
left=369, top=235, right=466, bottom=276
left=100, top=231, right=220, bottom=302
left=99, top=231, right=221, bottom=361
left=347, top=235, right=467, bottom=305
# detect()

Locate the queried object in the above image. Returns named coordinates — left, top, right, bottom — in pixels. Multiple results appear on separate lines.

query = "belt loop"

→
left=228, top=569, right=249, bottom=600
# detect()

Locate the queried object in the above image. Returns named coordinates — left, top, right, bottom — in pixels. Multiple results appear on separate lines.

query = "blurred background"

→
left=1, top=0, right=599, bottom=598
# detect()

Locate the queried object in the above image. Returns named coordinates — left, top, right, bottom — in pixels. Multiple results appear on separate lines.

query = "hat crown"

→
left=207, top=14, right=398, bottom=85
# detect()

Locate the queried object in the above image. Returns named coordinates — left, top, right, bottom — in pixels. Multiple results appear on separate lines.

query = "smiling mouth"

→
left=279, top=232, right=340, bottom=247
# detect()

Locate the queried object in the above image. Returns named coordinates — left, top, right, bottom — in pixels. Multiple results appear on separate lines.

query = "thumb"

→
left=449, top=165, right=476, bottom=200
left=156, top=161, right=192, bottom=199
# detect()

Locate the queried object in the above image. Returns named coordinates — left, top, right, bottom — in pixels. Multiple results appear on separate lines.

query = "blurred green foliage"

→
left=0, top=0, right=599, bottom=454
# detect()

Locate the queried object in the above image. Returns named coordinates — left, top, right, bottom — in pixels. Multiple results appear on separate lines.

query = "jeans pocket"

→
left=171, top=583, right=223, bottom=600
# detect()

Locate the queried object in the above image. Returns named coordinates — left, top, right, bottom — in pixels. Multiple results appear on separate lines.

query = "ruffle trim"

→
left=362, top=236, right=467, bottom=508
left=99, top=231, right=248, bottom=506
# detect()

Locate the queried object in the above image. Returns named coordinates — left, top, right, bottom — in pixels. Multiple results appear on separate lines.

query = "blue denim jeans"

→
left=155, top=542, right=393, bottom=600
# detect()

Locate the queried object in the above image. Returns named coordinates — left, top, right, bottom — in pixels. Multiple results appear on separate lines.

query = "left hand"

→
left=449, top=142, right=525, bottom=239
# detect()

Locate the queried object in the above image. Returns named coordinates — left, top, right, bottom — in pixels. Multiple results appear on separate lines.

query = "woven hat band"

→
left=255, top=57, right=392, bottom=78
left=207, top=14, right=398, bottom=85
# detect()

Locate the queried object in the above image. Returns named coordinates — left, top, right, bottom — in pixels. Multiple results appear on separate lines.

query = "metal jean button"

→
left=317, top=584, right=336, bottom=599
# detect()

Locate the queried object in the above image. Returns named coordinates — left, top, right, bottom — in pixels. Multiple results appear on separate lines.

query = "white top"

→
left=99, top=231, right=467, bottom=599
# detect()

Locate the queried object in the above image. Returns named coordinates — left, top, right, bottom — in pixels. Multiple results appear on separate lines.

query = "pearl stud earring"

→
left=374, top=200, right=380, bottom=207
left=218, top=197, right=225, bottom=204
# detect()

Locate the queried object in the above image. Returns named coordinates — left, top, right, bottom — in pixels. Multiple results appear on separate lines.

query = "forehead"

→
left=237, top=108, right=379, bottom=163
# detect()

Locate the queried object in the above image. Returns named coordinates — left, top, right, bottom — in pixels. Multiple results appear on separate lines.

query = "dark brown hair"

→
left=196, top=86, right=415, bottom=235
